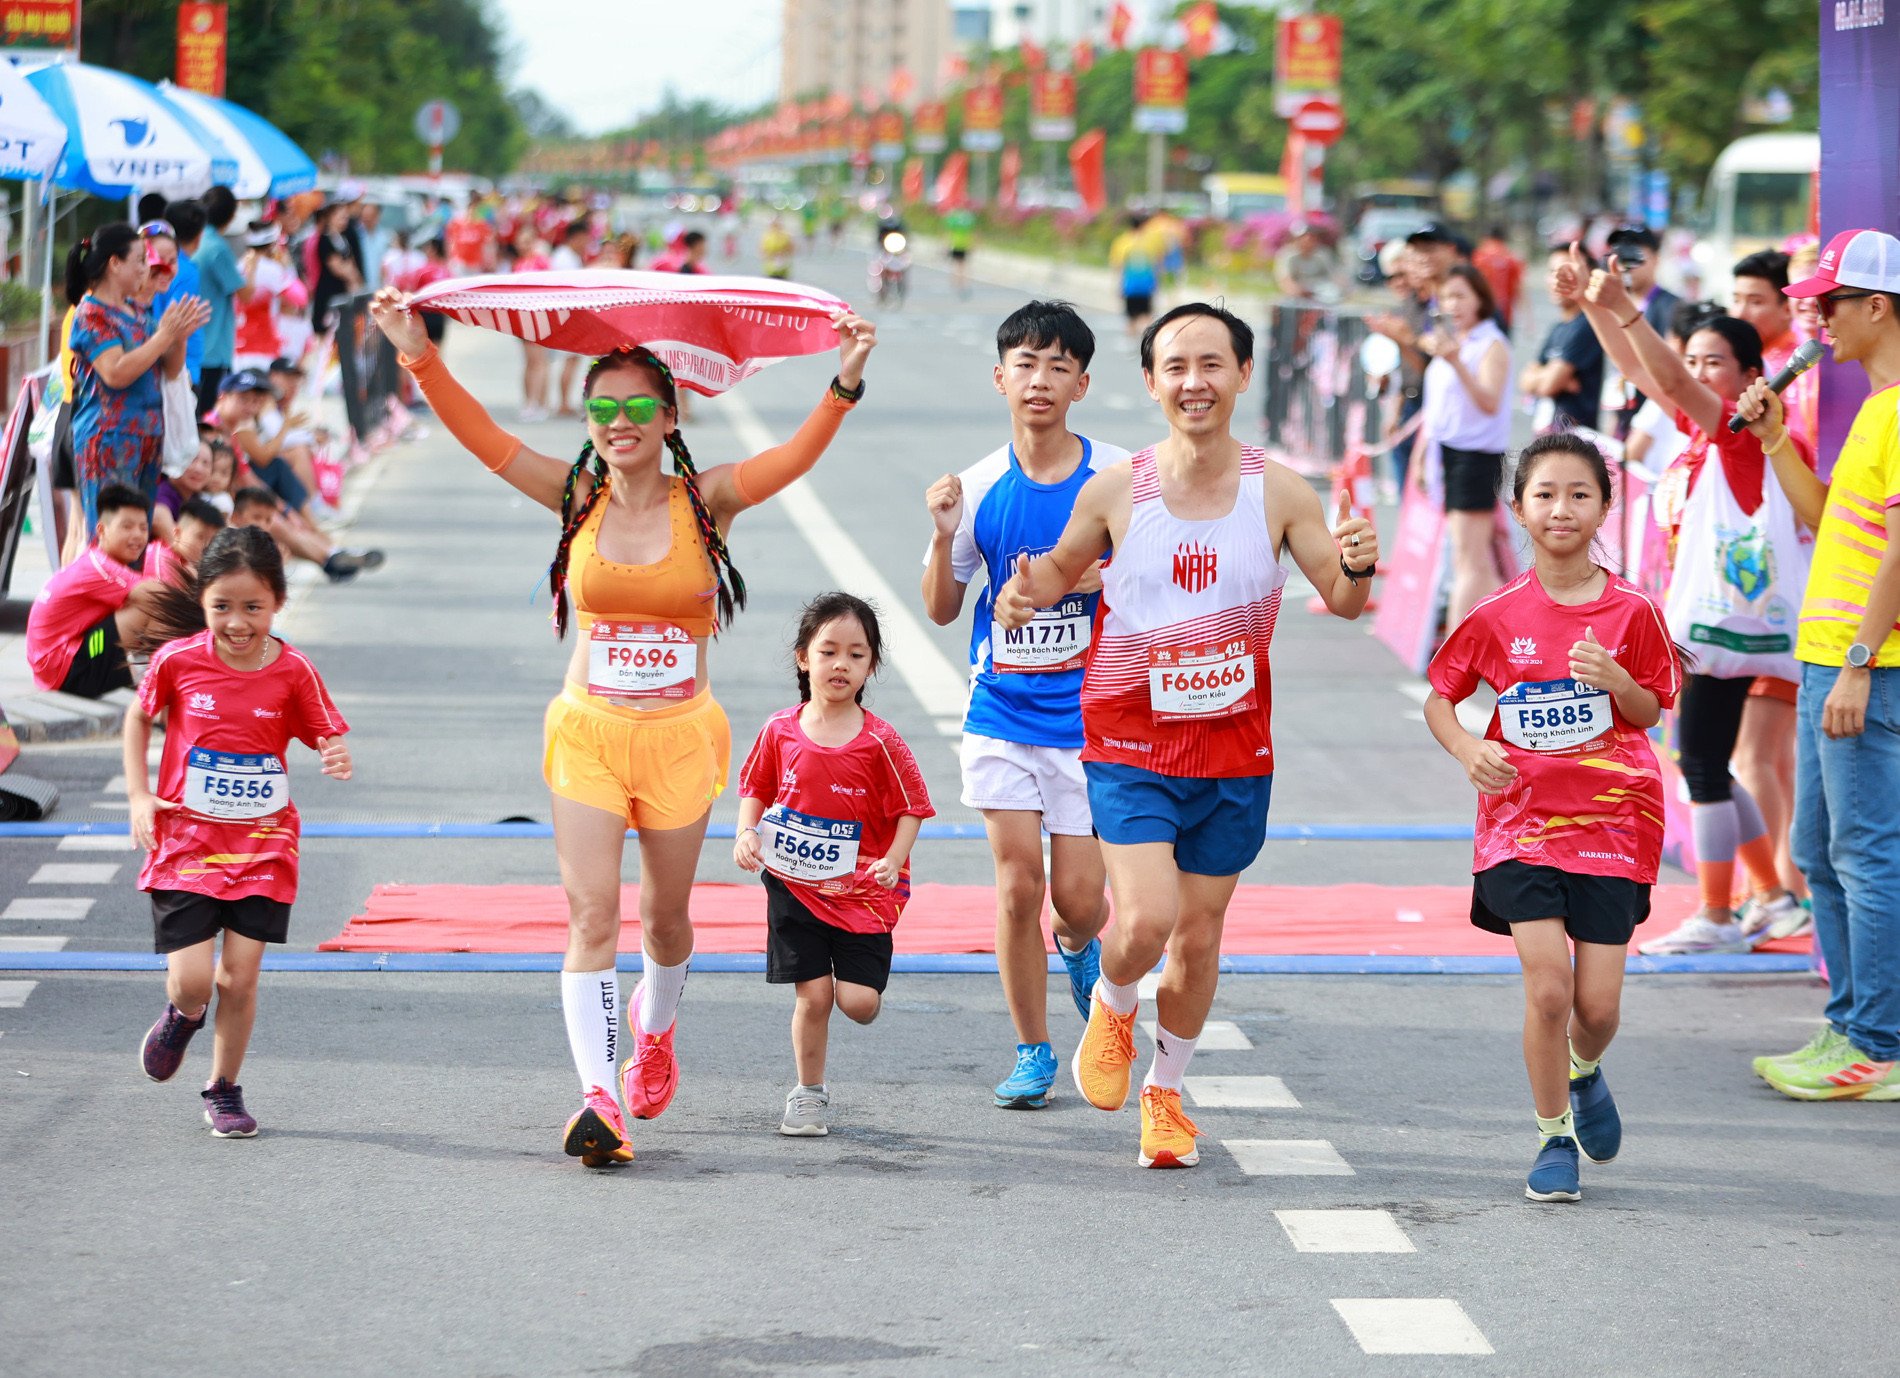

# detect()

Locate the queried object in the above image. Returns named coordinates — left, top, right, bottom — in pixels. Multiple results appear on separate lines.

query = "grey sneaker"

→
left=779, top=1084, right=829, bottom=1137
left=201, top=1078, right=258, bottom=1138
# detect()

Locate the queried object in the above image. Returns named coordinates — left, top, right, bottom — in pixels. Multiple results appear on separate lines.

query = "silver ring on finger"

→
left=1349, top=535, right=1361, bottom=547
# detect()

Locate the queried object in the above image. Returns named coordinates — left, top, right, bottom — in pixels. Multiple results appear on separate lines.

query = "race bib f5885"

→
left=1497, top=678, right=1612, bottom=752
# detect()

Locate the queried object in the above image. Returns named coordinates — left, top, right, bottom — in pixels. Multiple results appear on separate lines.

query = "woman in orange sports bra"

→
left=369, top=286, right=878, bottom=1168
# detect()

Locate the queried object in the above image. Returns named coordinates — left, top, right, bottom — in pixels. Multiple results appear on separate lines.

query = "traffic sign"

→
left=1290, top=98, right=1344, bottom=146
left=414, top=99, right=461, bottom=146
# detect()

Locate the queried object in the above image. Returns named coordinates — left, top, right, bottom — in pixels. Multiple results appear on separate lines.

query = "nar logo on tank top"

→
left=1172, top=541, right=1218, bottom=594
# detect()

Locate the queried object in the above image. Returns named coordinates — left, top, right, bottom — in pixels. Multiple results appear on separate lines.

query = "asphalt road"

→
left=2, top=233, right=1893, bottom=1377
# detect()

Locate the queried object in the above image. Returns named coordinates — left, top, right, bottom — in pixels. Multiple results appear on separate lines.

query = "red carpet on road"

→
left=320, top=882, right=1812, bottom=957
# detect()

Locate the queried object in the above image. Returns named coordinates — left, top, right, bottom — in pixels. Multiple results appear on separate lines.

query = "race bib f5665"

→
left=759, top=805, right=862, bottom=885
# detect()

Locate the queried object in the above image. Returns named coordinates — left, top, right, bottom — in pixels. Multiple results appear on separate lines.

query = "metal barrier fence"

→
left=1260, top=304, right=1392, bottom=475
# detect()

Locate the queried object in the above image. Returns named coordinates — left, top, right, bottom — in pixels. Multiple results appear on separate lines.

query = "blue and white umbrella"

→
left=0, top=59, right=67, bottom=181
left=158, top=81, right=315, bottom=200
left=26, top=60, right=237, bottom=197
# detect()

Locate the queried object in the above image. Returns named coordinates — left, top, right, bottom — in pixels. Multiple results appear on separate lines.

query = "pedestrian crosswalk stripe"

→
left=1276, top=1209, right=1415, bottom=1253
left=1143, top=1019, right=1251, bottom=1050
left=1183, top=1074, right=1299, bottom=1108
left=56, top=835, right=135, bottom=852
left=0, top=936, right=69, bottom=951
left=0, top=979, right=38, bottom=1008
left=1330, top=1299, right=1493, bottom=1355
left=29, top=864, right=118, bottom=885
left=1223, top=1139, right=1354, bottom=1175
left=1, top=897, right=95, bottom=920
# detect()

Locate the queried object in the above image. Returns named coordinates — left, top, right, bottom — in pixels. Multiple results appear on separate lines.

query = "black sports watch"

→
left=1342, top=556, right=1376, bottom=583
left=830, top=375, right=866, bottom=403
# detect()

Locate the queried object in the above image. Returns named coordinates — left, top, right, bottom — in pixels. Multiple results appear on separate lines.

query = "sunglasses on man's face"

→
left=585, top=395, right=662, bottom=426
left=1819, top=289, right=1877, bottom=318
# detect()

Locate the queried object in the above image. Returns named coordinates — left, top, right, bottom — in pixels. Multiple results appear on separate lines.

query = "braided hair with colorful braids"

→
left=546, top=346, right=747, bottom=638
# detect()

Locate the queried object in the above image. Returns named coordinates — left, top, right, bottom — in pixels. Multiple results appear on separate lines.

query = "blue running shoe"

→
left=1525, top=1136, right=1582, bottom=1202
left=994, top=1042, right=1058, bottom=1109
left=1058, top=938, right=1102, bottom=1022
left=1569, top=1066, right=1621, bottom=1164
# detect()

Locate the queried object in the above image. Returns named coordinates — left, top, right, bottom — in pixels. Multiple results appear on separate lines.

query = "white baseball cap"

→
left=1784, top=228, right=1900, bottom=297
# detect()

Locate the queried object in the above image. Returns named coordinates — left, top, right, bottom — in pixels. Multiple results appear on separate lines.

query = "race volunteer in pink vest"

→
left=994, top=303, right=1380, bottom=1170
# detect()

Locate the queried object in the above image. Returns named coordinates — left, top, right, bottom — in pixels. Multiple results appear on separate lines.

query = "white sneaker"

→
left=779, top=1084, right=829, bottom=1137
left=1739, top=892, right=1802, bottom=944
left=518, top=404, right=548, bottom=424
left=1639, top=913, right=1752, bottom=955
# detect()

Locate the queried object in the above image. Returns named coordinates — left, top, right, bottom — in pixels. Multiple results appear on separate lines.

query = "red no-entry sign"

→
left=1291, top=98, right=1345, bottom=146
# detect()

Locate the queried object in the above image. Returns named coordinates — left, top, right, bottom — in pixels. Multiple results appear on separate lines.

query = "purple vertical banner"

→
left=1819, top=1, right=1900, bottom=460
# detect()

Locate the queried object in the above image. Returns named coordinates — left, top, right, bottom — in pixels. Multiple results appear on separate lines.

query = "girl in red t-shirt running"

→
left=733, top=593, right=934, bottom=1138
left=126, top=527, right=353, bottom=1139
left=1425, top=434, right=1683, bottom=1204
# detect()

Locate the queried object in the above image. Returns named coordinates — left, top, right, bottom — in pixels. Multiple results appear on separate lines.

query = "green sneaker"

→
left=1762, top=1042, right=1900, bottom=1101
left=1752, top=1026, right=1845, bottom=1081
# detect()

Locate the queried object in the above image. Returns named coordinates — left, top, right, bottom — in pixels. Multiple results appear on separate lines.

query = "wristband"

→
left=738, top=826, right=760, bottom=839
left=1342, top=556, right=1376, bottom=583
left=1619, top=310, right=1642, bottom=329
left=829, top=375, right=866, bottom=403
left=1760, top=428, right=1790, bottom=454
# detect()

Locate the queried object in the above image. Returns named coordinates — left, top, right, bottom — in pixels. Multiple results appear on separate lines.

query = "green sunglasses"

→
left=585, top=395, right=662, bottom=426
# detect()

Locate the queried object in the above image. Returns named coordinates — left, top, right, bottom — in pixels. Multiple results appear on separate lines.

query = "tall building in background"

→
left=781, top=0, right=954, bottom=107
left=984, top=0, right=1116, bottom=47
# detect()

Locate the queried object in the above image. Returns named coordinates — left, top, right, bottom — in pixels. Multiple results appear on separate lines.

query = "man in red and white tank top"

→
left=995, top=304, right=1381, bottom=1168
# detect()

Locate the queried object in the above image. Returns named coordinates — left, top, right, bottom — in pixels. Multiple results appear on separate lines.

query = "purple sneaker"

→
left=140, top=1002, right=205, bottom=1083
left=201, top=1078, right=258, bottom=1138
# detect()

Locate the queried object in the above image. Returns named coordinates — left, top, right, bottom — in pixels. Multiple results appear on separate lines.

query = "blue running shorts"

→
left=1083, top=761, right=1273, bottom=877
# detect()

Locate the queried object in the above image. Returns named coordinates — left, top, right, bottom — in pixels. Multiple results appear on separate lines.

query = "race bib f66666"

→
left=1147, top=637, right=1257, bottom=723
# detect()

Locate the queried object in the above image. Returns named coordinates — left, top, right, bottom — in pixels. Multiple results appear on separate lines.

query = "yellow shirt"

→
left=1798, top=383, right=1900, bottom=666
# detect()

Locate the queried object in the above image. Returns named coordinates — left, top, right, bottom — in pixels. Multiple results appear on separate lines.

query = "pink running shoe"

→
left=141, top=1002, right=205, bottom=1083
left=562, top=1085, right=633, bottom=1168
left=201, top=1078, right=258, bottom=1138
left=622, top=1014, right=680, bottom=1121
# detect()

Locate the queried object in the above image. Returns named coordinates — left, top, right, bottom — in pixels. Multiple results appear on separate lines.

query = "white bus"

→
left=1697, top=132, right=1817, bottom=298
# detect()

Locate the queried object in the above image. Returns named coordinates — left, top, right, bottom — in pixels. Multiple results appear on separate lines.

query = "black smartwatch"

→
left=830, top=375, right=866, bottom=403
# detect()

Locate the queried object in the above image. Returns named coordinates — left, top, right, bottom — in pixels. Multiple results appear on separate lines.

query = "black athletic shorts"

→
left=1472, top=860, right=1651, bottom=946
left=1123, top=292, right=1154, bottom=320
left=1440, top=445, right=1504, bottom=512
left=949, top=247, right=969, bottom=262
left=151, top=889, right=293, bottom=954
left=59, top=615, right=132, bottom=700
left=763, top=872, right=893, bottom=991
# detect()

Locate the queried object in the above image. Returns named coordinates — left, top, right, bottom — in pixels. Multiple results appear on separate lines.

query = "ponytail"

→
left=64, top=222, right=138, bottom=305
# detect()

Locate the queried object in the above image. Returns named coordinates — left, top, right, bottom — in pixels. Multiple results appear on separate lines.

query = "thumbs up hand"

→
left=1568, top=625, right=1628, bottom=693
left=1333, top=488, right=1377, bottom=573
left=994, top=551, right=1040, bottom=630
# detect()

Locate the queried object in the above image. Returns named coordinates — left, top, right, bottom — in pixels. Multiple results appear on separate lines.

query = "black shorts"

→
left=763, top=872, right=893, bottom=992
left=1441, top=445, right=1504, bottom=512
left=51, top=402, right=75, bottom=489
left=1472, top=860, right=1651, bottom=946
left=151, top=889, right=293, bottom=954
left=949, top=247, right=969, bottom=262
left=1124, top=292, right=1154, bottom=320
left=59, top=615, right=132, bottom=700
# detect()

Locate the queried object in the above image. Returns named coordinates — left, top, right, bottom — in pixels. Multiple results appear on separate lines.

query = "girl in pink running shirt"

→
left=733, top=592, right=934, bottom=1139
left=126, top=526, right=352, bottom=1139
left=1424, top=433, right=1683, bottom=1205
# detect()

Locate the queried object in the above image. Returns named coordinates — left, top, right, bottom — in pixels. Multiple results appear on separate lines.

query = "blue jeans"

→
left=1793, top=664, right=1900, bottom=1059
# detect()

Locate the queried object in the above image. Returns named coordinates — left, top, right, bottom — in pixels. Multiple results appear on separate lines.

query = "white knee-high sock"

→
left=561, top=968, right=619, bottom=1095
left=635, top=953, right=691, bottom=1034
left=1144, top=1023, right=1199, bottom=1091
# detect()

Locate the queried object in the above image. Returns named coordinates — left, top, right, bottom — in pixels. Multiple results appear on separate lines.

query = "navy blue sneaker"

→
left=1525, top=1136, right=1582, bottom=1202
left=994, top=1042, right=1058, bottom=1109
left=1057, top=938, right=1102, bottom=1022
left=1569, top=1066, right=1621, bottom=1164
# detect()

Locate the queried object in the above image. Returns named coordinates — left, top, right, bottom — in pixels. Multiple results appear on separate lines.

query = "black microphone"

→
left=1729, top=338, right=1826, bottom=433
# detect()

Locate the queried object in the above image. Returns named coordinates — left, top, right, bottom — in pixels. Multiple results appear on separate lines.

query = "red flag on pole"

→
left=999, top=144, right=1021, bottom=210
left=1107, top=2, right=1135, bottom=50
left=1069, top=130, right=1107, bottom=215
left=1183, top=1, right=1219, bottom=60
left=1020, top=38, right=1046, bottom=71
left=934, top=151, right=970, bottom=209
left=1072, top=39, right=1096, bottom=75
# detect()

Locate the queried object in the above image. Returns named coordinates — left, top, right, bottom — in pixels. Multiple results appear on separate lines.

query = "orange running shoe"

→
left=562, top=1086, right=633, bottom=1168
left=1072, top=992, right=1138, bottom=1111
left=622, top=1022, right=680, bottom=1120
left=1138, top=1085, right=1201, bottom=1168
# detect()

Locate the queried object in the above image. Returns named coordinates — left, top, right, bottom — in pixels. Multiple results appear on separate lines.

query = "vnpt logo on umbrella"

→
left=111, top=117, right=155, bottom=148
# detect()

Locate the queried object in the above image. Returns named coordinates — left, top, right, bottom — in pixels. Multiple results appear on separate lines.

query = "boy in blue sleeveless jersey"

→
left=922, top=301, right=1130, bottom=1108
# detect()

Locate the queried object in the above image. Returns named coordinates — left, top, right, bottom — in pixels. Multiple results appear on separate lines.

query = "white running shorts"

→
left=958, top=733, right=1094, bottom=836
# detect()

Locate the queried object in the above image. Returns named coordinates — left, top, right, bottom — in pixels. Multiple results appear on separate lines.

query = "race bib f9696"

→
left=1147, top=637, right=1258, bottom=723
left=587, top=622, right=697, bottom=701
left=991, top=593, right=1090, bottom=673
left=1497, top=678, right=1612, bottom=752
left=183, top=748, right=289, bottom=820
left=759, top=805, right=861, bottom=884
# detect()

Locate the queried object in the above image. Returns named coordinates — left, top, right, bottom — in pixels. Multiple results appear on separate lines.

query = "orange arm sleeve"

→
left=731, top=391, right=857, bottom=506
left=400, top=344, right=522, bottom=475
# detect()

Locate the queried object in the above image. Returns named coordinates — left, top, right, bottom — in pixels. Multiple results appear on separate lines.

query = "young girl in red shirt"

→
left=734, top=592, right=934, bottom=1138
left=127, top=526, right=352, bottom=1138
left=1425, top=434, right=1684, bottom=1203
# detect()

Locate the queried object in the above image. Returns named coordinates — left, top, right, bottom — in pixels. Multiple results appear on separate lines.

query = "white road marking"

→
left=57, top=835, right=135, bottom=852
left=1330, top=1299, right=1493, bottom=1355
left=1276, top=1209, right=1415, bottom=1254
left=0, top=980, right=39, bottom=1008
left=1142, top=1019, right=1253, bottom=1051
left=1136, top=971, right=1162, bottom=1000
left=30, top=864, right=118, bottom=885
left=104, top=776, right=127, bottom=794
left=1223, top=1139, right=1355, bottom=1176
left=1396, top=678, right=1492, bottom=733
left=0, top=936, right=69, bottom=951
left=1, top=897, right=95, bottom=921
left=1183, top=1075, right=1300, bottom=1109
left=716, top=391, right=970, bottom=739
